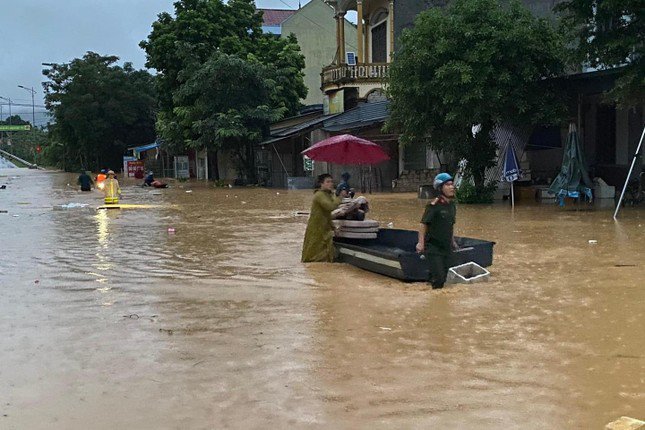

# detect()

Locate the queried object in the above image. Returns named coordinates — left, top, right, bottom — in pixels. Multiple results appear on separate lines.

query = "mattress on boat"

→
left=334, top=219, right=379, bottom=239
left=333, top=219, right=379, bottom=228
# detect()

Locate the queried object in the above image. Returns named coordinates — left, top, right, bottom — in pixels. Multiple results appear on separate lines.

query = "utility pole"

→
left=18, top=86, right=38, bottom=163
left=0, top=96, right=12, bottom=123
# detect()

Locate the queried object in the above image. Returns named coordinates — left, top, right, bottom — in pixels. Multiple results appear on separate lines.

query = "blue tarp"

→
left=130, top=142, right=160, bottom=156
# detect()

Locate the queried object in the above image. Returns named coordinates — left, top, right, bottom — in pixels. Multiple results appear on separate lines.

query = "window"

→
left=371, top=22, right=387, bottom=63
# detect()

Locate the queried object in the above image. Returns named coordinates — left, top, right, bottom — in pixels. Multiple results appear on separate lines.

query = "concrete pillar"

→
left=388, top=0, right=395, bottom=61
left=357, top=1, right=364, bottom=63
left=339, top=12, right=346, bottom=64
left=335, top=13, right=341, bottom=64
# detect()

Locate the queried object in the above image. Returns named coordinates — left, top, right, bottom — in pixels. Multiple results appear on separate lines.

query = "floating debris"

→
left=56, top=203, right=89, bottom=209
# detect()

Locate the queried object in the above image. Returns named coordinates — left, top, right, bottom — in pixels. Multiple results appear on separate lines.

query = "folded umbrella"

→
left=502, top=142, right=521, bottom=209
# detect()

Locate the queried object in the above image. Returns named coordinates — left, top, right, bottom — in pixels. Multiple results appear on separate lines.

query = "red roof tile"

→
left=259, top=9, right=297, bottom=26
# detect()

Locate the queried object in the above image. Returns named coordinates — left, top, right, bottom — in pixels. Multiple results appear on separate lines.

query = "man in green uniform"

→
left=416, top=173, right=457, bottom=289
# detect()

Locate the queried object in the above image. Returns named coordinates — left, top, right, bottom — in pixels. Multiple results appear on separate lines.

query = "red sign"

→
left=36, top=145, right=42, bottom=153
left=127, top=160, right=145, bottom=177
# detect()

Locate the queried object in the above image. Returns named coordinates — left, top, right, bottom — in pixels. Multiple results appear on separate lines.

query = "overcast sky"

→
left=0, top=0, right=309, bottom=125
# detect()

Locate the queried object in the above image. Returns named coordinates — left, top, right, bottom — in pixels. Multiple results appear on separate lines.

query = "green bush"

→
left=457, top=181, right=497, bottom=204
left=212, top=179, right=229, bottom=187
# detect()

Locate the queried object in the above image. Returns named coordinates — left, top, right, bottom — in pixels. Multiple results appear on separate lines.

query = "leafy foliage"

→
left=140, top=0, right=264, bottom=113
left=42, top=52, right=156, bottom=171
left=140, top=0, right=307, bottom=180
left=456, top=181, right=497, bottom=204
left=172, top=53, right=285, bottom=181
left=555, top=0, right=644, bottom=106
left=386, top=0, right=566, bottom=198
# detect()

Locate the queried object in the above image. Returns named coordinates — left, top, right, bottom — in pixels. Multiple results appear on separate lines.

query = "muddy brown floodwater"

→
left=0, top=169, right=643, bottom=429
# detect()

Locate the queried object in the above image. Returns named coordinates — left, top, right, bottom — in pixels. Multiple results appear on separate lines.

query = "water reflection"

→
left=96, top=208, right=109, bottom=248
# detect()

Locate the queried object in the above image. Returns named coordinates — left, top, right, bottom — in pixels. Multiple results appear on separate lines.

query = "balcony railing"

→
left=322, top=63, right=390, bottom=87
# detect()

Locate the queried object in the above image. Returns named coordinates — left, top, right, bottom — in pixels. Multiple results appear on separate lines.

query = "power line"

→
left=0, top=102, right=47, bottom=108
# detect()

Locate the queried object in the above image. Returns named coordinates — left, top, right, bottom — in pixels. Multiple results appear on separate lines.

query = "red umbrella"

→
left=301, top=134, right=390, bottom=165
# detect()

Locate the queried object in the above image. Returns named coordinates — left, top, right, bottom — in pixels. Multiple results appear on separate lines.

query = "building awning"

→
left=129, top=142, right=160, bottom=156
left=322, top=100, right=390, bottom=132
left=258, top=113, right=338, bottom=147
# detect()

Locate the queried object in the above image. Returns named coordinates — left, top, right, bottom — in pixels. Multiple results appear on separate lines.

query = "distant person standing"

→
left=77, top=170, right=93, bottom=192
left=416, top=173, right=457, bottom=289
left=96, top=169, right=107, bottom=190
left=336, top=172, right=351, bottom=196
left=102, top=170, right=121, bottom=205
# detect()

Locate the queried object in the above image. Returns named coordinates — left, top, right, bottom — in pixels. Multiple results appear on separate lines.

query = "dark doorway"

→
left=595, top=104, right=616, bottom=164
left=403, top=143, right=426, bottom=171
left=371, top=22, right=387, bottom=63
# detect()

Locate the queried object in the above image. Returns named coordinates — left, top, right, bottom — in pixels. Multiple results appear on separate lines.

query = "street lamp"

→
left=18, top=85, right=36, bottom=129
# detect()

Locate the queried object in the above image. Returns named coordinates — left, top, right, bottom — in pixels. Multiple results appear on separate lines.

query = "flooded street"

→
left=1, top=168, right=643, bottom=429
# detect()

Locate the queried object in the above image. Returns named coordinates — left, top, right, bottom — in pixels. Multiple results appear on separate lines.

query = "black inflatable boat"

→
left=334, top=228, right=495, bottom=282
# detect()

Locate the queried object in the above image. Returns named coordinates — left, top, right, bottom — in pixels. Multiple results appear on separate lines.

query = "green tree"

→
left=253, top=34, right=307, bottom=117
left=141, top=0, right=306, bottom=180
left=555, top=0, right=644, bottom=106
left=1, top=115, right=29, bottom=126
left=386, top=0, right=566, bottom=197
left=140, top=0, right=263, bottom=112
left=42, top=52, right=156, bottom=171
left=171, top=53, right=285, bottom=181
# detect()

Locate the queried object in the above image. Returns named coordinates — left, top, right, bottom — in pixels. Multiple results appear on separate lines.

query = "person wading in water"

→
left=301, top=174, right=341, bottom=263
left=102, top=170, right=121, bottom=205
left=78, top=170, right=93, bottom=192
left=416, top=173, right=458, bottom=289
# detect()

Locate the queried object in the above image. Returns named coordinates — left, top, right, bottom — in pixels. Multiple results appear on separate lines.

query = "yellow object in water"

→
left=96, top=204, right=161, bottom=210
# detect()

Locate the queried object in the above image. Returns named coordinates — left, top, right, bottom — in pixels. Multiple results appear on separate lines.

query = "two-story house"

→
left=319, top=0, right=643, bottom=197
left=321, top=0, right=396, bottom=112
